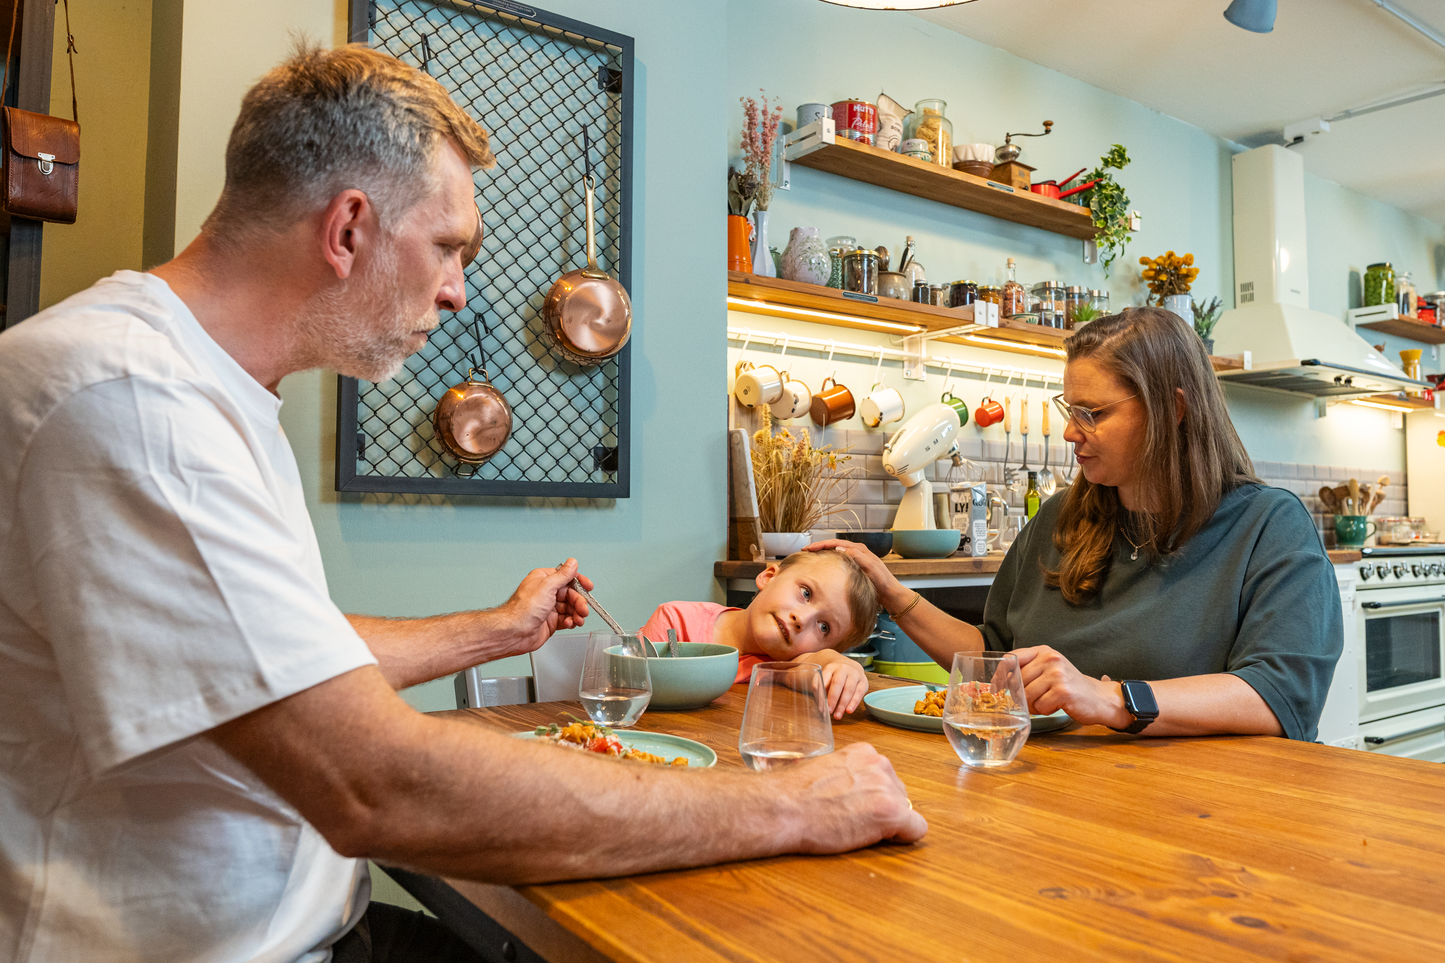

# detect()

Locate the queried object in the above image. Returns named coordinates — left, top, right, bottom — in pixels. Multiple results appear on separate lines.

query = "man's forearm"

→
left=211, top=666, right=924, bottom=884
left=348, top=610, right=526, bottom=690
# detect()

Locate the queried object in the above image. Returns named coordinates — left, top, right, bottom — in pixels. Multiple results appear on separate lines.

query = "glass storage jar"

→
left=1065, top=286, right=1088, bottom=329
left=978, top=285, right=1003, bottom=306
left=905, top=99, right=952, bottom=168
left=825, top=235, right=856, bottom=289
left=1363, top=262, right=1395, bottom=307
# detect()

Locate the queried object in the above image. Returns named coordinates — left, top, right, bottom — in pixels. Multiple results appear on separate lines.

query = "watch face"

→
left=1123, top=681, right=1159, bottom=717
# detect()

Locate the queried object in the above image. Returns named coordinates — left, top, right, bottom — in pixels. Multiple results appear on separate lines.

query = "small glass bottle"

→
left=1396, top=271, right=1417, bottom=317
left=1024, top=471, right=1040, bottom=521
left=1002, top=258, right=1027, bottom=318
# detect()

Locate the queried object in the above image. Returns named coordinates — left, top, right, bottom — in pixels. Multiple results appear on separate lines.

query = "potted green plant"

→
left=1073, top=145, right=1133, bottom=276
left=1192, top=297, right=1223, bottom=355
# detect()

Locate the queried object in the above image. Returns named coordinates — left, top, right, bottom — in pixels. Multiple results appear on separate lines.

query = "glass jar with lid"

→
left=1396, top=271, right=1418, bottom=317
left=978, top=285, right=1003, bottom=306
left=1090, top=289, right=1110, bottom=315
left=1030, top=282, right=1057, bottom=328
left=1363, top=262, right=1395, bottom=307
left=824, top=235, right=856, bottom=289
left=904, top=99, right=952, bottom=168
left=1064, top=286, right=1088, bottom=329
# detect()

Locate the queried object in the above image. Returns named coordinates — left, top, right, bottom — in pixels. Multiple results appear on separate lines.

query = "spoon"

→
left=667, top=628, right=680, bottom=659
left=1002, top=395, right=1016, bottom=487
left=569, top=578, right=658, bottom=656
left=1038, top=399, right=1057, bottom=496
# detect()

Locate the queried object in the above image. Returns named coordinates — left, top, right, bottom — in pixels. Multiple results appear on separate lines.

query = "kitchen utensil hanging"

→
left=432, top=316, right=513, bottom=467
left=541, top=127, right=633, bottom=366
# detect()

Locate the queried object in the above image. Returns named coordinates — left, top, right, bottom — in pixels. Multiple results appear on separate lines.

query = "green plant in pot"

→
left=1073, top=144, right=1133, bottom=276
left=1192, top=297, right=1223, bottom=355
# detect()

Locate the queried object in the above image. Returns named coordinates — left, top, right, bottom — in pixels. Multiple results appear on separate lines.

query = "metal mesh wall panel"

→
left=337, top=0, right=632, bottom=496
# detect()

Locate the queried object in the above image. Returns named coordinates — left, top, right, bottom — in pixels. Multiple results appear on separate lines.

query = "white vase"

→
left=780, top=227, right=830, bottom=286
left=761, top=532, right=810, bottom=558
left=750, top=210, right=775, bottom=278
left=1163, top=294, right=1192, bottom=323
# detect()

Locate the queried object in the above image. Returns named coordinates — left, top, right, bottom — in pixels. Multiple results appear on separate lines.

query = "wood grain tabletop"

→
left=435, top=677, right=1445, bottom=963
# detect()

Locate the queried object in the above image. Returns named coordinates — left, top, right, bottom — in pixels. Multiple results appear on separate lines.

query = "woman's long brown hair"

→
left=1044, top=307, right=1260, bottom=605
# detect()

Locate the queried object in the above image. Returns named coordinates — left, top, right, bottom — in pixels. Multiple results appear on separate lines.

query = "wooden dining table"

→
left=398, top=677, right=1445, bottom=963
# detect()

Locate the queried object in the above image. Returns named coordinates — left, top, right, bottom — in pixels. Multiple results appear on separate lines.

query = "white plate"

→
left=863, top=685, right=1072, bottom=734
left=515, top=729, right=717, bottom=767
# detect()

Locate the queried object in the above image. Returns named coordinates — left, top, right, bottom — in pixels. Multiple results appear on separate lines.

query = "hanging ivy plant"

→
left=1076, top=144, right=1132, bottom=276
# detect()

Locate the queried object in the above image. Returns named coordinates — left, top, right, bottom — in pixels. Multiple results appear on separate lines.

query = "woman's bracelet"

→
left=888, top=592, right=922, bottom=620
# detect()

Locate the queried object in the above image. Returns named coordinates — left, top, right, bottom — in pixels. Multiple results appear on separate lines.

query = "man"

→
left=0, top=43, right=925, bottom=963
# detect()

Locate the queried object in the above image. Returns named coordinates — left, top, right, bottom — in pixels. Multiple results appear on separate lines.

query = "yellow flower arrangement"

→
left=750, top=405, right=855, bottom=533
left=1139, top=251, right=1199, bottom=301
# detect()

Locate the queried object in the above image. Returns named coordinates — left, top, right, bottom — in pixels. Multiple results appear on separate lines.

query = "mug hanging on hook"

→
left=811, top=340, right=855, bottom=427
left=975, top=365, right=1004, bottom=427
left=775, top=335, right=812, bottom=421
left=860, top=346, right=904, bottom=428
left=939, top=358, right=968, bottom=425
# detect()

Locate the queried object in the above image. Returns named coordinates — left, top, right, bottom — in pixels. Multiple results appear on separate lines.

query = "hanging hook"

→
left=872, top=345, right=885, bottom=388
left=777, top=334, right=791, bottom=376
left=943, top=358, right=956, bottom=396
left=470, top=314, right=492, bottom=382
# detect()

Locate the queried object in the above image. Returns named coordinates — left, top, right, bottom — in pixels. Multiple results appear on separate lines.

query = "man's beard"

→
left=298, top=240, right=436, bottom=383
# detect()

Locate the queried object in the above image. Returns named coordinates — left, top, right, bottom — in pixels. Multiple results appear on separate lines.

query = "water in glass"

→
left=738, top=662, right=833, bottom=771
left=944, top=651, right=1031, bottom=768
left=578, top=632, right=651, bottom=728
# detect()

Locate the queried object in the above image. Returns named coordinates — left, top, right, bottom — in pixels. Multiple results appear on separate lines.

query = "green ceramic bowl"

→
left=891, top=528, right=962, bottom=559
left=645, top=642, right=739, bottom=709
left=872, top=659, right=949, bottom=685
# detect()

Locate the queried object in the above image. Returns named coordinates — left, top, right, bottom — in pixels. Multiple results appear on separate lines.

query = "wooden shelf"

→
left=787, top=135, right=1098, bottom=241
left=1357, top=315, right=1445, bottom=345
left=726, top=272, right=1070, bottom=356
left=1356, top=393, right=1436, bottom=410
left=1210, top=354, right=1247, bottom=373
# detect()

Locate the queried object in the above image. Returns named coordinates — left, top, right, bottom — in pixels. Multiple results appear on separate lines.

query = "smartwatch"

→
left=1113, top=680, right=1159, bottom=734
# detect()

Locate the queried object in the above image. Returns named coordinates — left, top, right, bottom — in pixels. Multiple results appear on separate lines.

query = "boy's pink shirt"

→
left=638, top=601, right=766, bottom=685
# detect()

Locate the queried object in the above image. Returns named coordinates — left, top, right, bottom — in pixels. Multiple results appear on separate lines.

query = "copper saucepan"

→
left=433, top=366, right=512, bottom=465
left=540, top=166, right=632, bottom=366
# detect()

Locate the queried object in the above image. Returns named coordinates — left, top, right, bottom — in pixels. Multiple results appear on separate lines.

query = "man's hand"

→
left=1013, top=645, right=1130, bottom=728
left=496, top=558, right=594, bottom=655
left=797, top=650, right=869, bottom=719
left=780, top=743, right=927, bottom=852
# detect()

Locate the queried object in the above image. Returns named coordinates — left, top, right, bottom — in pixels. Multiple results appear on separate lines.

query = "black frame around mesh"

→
left=336, top=0, right=633, bottom=497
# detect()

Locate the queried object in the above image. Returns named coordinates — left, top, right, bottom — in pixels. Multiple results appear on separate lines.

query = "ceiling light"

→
left=1223, top=0, right=1277, bottom=33
left=818, top=0, right=979, bottom=10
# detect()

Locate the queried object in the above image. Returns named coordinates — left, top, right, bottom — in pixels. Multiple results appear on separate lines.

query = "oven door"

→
left=1356, top=589, right=1445, bottom=724
left=1359, top=705, right=1445, bottom=763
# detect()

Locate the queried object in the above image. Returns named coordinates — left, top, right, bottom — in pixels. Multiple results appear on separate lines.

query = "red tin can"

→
left=830, top=99, right=877, bottom=146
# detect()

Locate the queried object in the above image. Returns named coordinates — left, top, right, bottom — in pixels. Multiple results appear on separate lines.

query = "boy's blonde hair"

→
left=776, top=550, right=879, bottom=652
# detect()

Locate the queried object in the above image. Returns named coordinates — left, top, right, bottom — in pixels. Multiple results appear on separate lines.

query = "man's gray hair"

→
left=202, top=43, right=494, bottom=246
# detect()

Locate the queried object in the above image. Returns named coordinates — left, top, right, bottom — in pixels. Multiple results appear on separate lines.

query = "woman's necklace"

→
left=1122, top=525, right=1152, bottom=561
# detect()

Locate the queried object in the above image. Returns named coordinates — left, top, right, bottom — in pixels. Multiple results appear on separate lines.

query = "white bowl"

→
left=761, top=532, right=810, bottom=558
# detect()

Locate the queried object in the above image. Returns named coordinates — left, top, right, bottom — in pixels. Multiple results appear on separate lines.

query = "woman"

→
left=821, top=308, right=1342, bottom=740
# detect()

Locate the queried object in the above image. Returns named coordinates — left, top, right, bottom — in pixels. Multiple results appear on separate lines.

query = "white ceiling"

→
left=915, top=0, right=1445, bottom=225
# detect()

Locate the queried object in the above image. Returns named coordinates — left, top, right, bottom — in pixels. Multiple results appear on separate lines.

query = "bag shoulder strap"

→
left=1, top=0, right=78, bottom=124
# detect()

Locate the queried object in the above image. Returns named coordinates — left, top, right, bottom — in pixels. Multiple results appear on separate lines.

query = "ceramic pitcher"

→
left=780, top=227, right=830, bottom=286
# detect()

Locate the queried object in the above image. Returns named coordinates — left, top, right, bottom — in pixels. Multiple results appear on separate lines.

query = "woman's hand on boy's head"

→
left=796, top=650, right=869, bottom=719
left=804, top=540, right=911, bottom=613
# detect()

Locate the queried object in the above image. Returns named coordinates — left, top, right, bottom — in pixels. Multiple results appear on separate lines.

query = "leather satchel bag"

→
left=1, top=0, right=79, bottom=223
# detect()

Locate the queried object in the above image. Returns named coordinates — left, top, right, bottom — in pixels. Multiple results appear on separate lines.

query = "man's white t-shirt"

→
left=0, top=272, right=379, bottom=962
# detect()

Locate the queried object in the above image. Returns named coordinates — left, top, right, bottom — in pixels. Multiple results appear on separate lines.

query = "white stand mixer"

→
left=882, top=402, right=964, bottom=530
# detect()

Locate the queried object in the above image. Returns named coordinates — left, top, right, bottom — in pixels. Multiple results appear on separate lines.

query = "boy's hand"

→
left=797, top=650, right=869, bottom=720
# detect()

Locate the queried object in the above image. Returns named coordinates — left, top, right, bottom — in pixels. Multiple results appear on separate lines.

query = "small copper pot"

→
left=540, top=172, right=632, bottom=366
left=433, top=368, right=513, bottom=465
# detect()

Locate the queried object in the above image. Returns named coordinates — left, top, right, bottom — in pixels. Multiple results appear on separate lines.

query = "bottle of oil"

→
left=1024, top=470, right=1040, bottom=521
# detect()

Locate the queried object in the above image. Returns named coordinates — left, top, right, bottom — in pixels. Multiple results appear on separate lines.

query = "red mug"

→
left=974, top=395, right=1004, bottom=427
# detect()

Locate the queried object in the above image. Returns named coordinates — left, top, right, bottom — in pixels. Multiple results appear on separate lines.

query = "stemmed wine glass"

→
left=738, top=662, right=833, bottom=770
left=578, top=632, right=652, bottom=728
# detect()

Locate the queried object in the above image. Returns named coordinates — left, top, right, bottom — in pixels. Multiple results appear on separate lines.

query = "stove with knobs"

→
left=1355, top=550, right=1445, bottom=587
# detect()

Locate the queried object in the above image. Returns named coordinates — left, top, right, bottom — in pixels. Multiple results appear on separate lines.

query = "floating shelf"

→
left=1356, top=314, right=1445, bottom=345
left=727, top=272, right=1244, bottom=371
left=726, top=272, right=1069, bottom=356
left=1355, top=393, right=1436, bottom=411
left=785, top=134, right=1098, bottom=241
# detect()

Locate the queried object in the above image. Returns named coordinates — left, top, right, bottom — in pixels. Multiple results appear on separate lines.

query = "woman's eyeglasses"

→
left=1051, top=393, right=1136, bottom=433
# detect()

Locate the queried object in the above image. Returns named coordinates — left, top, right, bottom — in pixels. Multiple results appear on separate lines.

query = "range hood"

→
left=1211, top=145, right=1429, bottom=398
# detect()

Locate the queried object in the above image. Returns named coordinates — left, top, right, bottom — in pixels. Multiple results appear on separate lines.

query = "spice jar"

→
left=904, top=99, right=952, bottom=168
left=978, top=285, right=1002, bottom=306
left=842, top=248, right=880, bottom=295
left=1031, top=282, right=1057, bottom=328
left=912, top=280, right=931, bottom=303
left=949, top=280, right=977, bottom=308
left=825, top=235, right=856, bottom=289
left=1363, top=262, right=1395, bottom=307
left=928, top=284, right=948, bottom=306
left=1065, top=285, right=1088, bottom=329
left=900, top=138, right=932, bottom=163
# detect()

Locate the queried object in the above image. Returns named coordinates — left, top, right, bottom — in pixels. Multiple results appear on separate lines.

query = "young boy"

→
left=638, top=549, right=879, bottom=719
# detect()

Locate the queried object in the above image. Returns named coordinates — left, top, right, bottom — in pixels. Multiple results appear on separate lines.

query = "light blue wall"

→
left=728, top=0, right=1445, bottom=474
left=279, top=0, right=729, bottom=710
